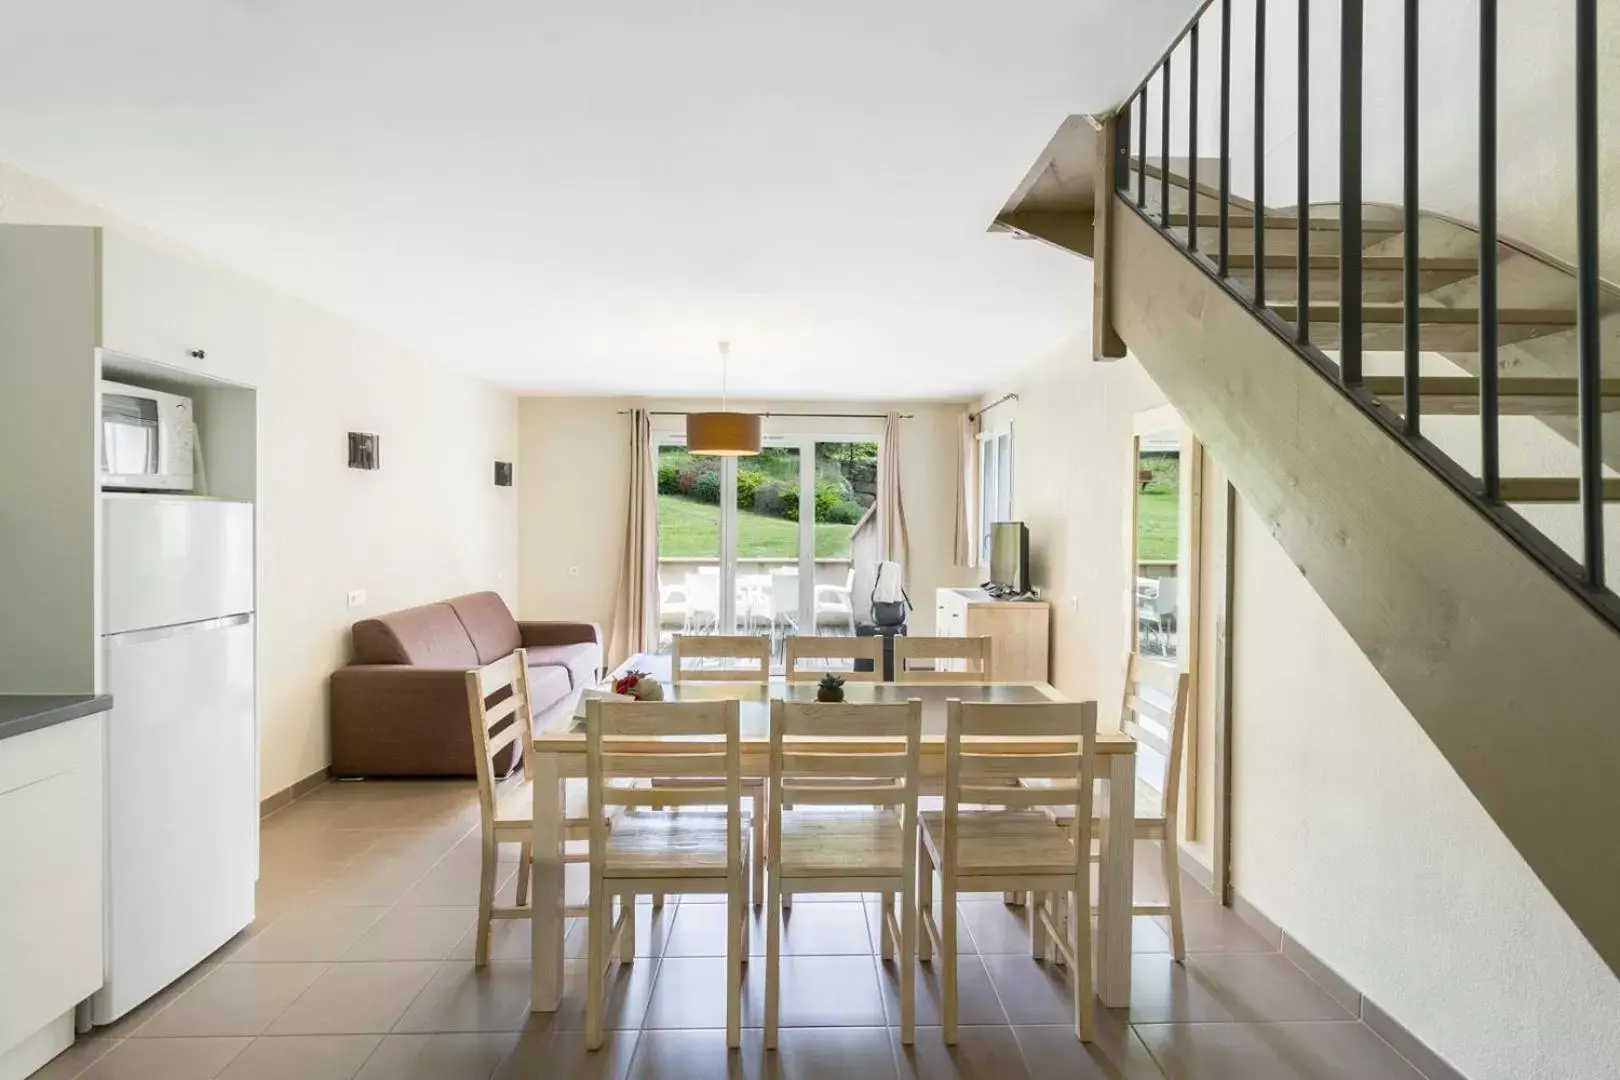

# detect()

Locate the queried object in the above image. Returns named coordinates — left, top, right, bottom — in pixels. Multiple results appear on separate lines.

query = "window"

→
left=977, top=427, right=1014, bottom=565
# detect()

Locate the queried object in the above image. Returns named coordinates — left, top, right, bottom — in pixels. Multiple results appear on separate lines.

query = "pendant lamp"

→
left=687, top=341, right=761, bottom=455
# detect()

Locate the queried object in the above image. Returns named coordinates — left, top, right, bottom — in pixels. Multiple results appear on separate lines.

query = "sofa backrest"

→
left=352, top=602, right=480, bottom=667
left=447, top=591, right=523, bottom=665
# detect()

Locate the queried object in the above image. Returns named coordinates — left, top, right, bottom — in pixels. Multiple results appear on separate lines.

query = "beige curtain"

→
left=953, top=409, right=979, bottom=567
left=607, top=408, right=658, bottom=669
left=878, top=411, right=911, bottom=572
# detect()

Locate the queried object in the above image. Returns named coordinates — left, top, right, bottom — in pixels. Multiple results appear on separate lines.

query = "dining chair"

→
left=766, top=698, right=922, bottom=1047
left=813, top=567, right=857, bottom=634
left=585, top=698, right=749, bottom=1049
left=919, top=698, right=1098, bottom=1043
left=666, top=633, right=769, bottom=904
left=783, top=634, right=882, bottom=681
left=893, top=635, right=994, bottom=683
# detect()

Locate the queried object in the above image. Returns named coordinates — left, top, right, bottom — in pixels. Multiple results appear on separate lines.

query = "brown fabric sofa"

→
left=329, top=591, right=602, bottom=778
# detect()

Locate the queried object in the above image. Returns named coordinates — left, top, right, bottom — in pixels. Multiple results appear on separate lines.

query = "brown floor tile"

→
left=767, top=902, right=875, bottom=956
left=28, top=1037, right=121, bottom=1080
left=313, top=856, right=435, bottom=908
left=1167, top=901, right=1278, bottom=954
left=393, top=961, right=534, bottom=1034
left=74, top=1037, right=250, bottom=1080
left=956, top=902, right=1032, bottom=956
left=642, top=957, right=744, bottom=1030
left=1125, top=953, right=1355, bottom=1025
left=352, top=1032, right=522, bottom=1080
left=980, top=955, right=1086, bottom=1026
left=771, top=1026, right=900, bottom=1079
left=865, top=902, right=974, bottom=957
left=264, top=961, right=439, bottom=1035
left=545, top=958, right=661, bottom=1033
left=624, top=1029, right=766, bottom=1080
left=892, top=1025, right=1030, bottom=1080
left=744, top=956, right=889, bottom=1029
left=229, top=906, right=387, bottom=963
left=92, top=960, right=222, bottom=1038
left=1016, top=1017, right=1168, bottom=1080
left=566, top=900, right=678, bottom=960
left=259, top=825, right=384, bottom=866
left=876, top=955, right=1007, bottom=1028
left=215, top=1035, right=382, bottom=1080
left=450, top=916, right=534, bottom=963
left=343, top=906, right=476, bottom=962
left=135, top=963, right=329, bottom=1038
left=397, top=858, right=518, bottom=907
left=492, top=1030, right=640, bottom=1080
left=1134, top=1021, right=1425, bottom=1080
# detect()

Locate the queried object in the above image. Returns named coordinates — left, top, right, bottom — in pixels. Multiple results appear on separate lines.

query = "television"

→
left=988, top=521, right=1030, bottom=597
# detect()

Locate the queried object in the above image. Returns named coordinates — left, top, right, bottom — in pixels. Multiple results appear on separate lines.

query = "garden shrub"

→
left=736, top=467, right=766, bottom=511
left=657, top=462, right=681, bottom=494
left=693, top=470, right=722, bottom=505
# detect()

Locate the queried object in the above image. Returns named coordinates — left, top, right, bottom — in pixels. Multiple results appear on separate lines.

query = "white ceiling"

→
left=0, top=0, right=1197, bottom=400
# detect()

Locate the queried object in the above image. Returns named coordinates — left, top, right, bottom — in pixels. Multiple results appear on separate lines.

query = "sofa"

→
left=329, top=591, right=602, bottom=778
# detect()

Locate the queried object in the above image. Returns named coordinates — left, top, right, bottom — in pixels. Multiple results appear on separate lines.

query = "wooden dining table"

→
left=528, top=653, right=1139, bottom=1011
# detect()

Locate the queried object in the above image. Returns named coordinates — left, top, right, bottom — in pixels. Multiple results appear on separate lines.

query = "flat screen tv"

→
left=988, top=521, right=1030, bottom=596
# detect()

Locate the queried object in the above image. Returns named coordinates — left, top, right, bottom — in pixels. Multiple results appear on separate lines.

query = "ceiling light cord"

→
left=718, top=340, right=730, bottom=412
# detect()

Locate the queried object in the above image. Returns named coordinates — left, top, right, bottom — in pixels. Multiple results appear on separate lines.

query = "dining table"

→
left=527, top=652, right=1139, bottom=1011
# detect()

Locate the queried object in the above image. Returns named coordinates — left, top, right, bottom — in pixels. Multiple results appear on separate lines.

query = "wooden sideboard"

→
left=933, top=588, right=1051, bottom=682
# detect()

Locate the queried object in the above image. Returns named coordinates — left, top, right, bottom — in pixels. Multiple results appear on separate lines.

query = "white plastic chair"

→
left=686, top=567, right=721, bottom=635
left=814, top=567, right=856, bottom=633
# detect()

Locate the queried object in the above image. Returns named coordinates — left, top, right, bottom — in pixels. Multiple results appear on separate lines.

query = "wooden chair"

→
left=666, top=634, right=769, bottom=905
left=918, top=699, right=1098, bottom=1043
left=585, top=698, right=749, bottom=1049
left=766, top=698, right=922, bottom=1048
left=783, top=635, right=882, bottom=681
left=893, top=635, right=994, bottom=683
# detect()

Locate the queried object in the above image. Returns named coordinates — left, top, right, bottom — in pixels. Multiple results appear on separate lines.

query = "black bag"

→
left=870, top=564, right=911, bottom=628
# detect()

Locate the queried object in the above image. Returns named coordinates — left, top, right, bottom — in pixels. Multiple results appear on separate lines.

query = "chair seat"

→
left=494, top=778, right=642, bottom=833
left=777, top=810, right=904, bottom=878
left=919, top=810, right=1080, bottom=876
left=603, top=810, right=741, bottom=879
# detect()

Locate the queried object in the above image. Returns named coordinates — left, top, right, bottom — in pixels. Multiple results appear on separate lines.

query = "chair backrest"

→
left=1154, top=578, right=1178, bottom=618
left=770, top=569, right=799, bottom=616
left=783, top=635, right=882, bottom=682
left=1121, top=654, right=1191, bottom=825
left=688, top=568, right=721, bottom=614
left=769, top=698, right=921, bottom=819
left=586, top=698, right=742, bottom=871
left=464, top=649, right=534, bottom=826
left=672, top=634, right=771, bottom=683
left=893, top=635, right=994, bottom=683
left=942, top=699, right=1098, bottom=877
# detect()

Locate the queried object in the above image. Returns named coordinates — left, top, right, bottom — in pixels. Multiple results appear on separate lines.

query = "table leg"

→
left=1096, top=753, right=1136, bottom=1008
left=530, top=751, right=566, bottom=1013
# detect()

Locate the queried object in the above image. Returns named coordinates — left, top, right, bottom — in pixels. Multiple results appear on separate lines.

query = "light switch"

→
left=347, top=589, right=367, bottom=608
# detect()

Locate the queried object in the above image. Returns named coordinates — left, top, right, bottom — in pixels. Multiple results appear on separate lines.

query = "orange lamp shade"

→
left=686, top=411, right=762, bottom=455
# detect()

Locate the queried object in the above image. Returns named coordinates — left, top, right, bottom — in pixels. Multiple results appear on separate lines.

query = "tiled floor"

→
left=35, top=781, right=1433, bottom=1080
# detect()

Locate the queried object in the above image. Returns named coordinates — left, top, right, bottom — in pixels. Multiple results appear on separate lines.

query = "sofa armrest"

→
left=329, top=665, right=483, bottom=778
left=518, top=620, right=603, bottom=649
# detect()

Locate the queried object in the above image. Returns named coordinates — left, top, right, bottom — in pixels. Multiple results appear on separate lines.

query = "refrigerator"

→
left=93, top=494, right=257, bottom=1024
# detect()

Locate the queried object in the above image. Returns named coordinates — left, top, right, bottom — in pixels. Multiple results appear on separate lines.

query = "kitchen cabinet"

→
left=935, top=587, right=1051, bottom=683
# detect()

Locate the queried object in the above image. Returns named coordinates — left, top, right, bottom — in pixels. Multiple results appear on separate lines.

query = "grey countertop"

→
left=0, top=694, right=113, bottom=742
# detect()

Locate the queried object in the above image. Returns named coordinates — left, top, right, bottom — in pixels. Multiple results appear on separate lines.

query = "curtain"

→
left=607, top=408, right=658, bottom=669
left=953, top=409, right=979, bottom=567
left=877, top=411, right=911, bottom=574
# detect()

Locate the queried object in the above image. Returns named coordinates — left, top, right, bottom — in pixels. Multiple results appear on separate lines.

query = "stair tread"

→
left=1273, top=303, right=1577, bottom=326
left=1227, top=253, right=1478, bottom=272
left=1498, top=477, right=1620, bottom=502
left=1362, top=376, right=1620, bottom=415
left=1163, top=210, right=1402, bottom=233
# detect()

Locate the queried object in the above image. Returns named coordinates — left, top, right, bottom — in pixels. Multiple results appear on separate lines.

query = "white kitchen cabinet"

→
left=0, top=716, right=105, bottom=1078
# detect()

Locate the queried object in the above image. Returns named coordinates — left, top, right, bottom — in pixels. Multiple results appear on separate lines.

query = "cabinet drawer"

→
left=0, top=714, right=101, bottom=796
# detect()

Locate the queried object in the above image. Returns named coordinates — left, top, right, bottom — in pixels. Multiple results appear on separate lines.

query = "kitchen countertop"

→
left=0, top=694, right=113, bottom=742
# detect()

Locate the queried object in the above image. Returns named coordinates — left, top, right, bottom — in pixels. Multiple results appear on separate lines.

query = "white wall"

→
left=517, top=396, right=973, bottom=638
left=0, top=163, right=520, bottom=796
left=1230, top=496, right=1620, bottom=1080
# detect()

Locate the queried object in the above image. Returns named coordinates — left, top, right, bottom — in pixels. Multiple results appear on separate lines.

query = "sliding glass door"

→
left=654, top=435, right=876, bottom=667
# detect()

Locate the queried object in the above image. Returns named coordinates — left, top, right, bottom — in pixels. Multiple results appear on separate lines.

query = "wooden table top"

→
left=533, top=652, right=1134, bottom=754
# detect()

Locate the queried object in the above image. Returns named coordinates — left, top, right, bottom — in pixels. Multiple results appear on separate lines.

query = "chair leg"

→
left=881, top=893, right=896, bottom=961
left=475, top=833, right=497, bottom=967
left=900, top=874, right=917, bottom=1045
left=765, top=874, right=782, bottom=1050
left=727, top=875, right=744, bottom=1049
left=1074, top=877, right=1094, bottom=1042
left=1029, top=891, right=1049, bottom=960
left=941, top=878, right=959, bottom=1045
left=1163, top=836, right=1186, bottom=963
left=515, top=841, right=531, bottom=908
left=619, top=892, right=637, bottom=965
left=917, top=834, right=934, bottom=963
left=586, top=877, right=607, bottom=1050
left=752, top=788, right=765, bottom=908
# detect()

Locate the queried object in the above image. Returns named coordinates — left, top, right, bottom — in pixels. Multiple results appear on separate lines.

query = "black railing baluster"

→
left=1219, top=0, right=1232, bottom=276
left=1138, top=84, right=1149, bottom=207
left=1296, top=0, right=1309, bottom=341
left=1118, top=97, right=1133, bottom=195
left=1480, top=0, right=1501, bottom=500
left=1189, top=24, right=1201, bottom=252
left=1403, top=0, right=1421, bottom=434
left=1254, top=0, right=1267, bottom=306
left=1340, top=0, right=1364, bottom=386
left=1161, top=58, right=1173, bottom=229
left=1576, top=0, right=1605, bottom=585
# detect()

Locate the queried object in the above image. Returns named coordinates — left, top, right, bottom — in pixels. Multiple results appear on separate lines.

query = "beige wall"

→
left=0, top=163, right=520, bottom=796
left=517, top=396, right=974, bottom=638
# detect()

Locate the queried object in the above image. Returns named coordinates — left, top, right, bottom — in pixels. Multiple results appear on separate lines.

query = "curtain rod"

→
left=617, top=410, right=913, bottom=420
left=969, top=392, right=1019, bottom=421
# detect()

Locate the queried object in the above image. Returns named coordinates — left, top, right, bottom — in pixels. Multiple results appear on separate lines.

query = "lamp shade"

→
left=686, top=411, right=762, bottom=455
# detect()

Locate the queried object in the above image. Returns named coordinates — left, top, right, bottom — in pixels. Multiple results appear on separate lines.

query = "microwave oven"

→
left=101, top=380, right=196, bottom=492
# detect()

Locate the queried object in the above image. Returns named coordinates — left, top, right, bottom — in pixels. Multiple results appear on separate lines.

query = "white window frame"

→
left=976, top=425, right=1015, bottom=567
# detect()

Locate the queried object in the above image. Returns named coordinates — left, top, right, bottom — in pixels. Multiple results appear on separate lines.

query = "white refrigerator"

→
left=94, top=495, right=257, bottom=1025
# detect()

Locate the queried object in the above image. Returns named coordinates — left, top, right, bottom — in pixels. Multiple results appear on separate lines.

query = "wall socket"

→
left=347, top=589, right=367, bottom=608
left=568, top=566, right=580, bottom=578
left=1067, top=595, right=1079, bottom=611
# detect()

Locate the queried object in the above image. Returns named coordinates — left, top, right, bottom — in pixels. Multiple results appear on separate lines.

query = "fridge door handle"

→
left=105, top=613, right=253, bottom=647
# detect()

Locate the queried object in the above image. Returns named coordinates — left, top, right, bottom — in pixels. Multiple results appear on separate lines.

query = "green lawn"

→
left=1136, top=483, right=1180, bottom=562
left=657, top=494, right=854, bottom=558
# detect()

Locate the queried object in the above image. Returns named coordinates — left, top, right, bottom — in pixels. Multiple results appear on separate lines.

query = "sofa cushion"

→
left=352, top=603, right=479, bottom=667
left=448, top=591, right=523, bottom=665
left=528, top=642, right=601, bottom=691
left=526, top=662, right=574, bottom=718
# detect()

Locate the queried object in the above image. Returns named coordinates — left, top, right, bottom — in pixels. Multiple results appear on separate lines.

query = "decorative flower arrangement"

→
left=816, top=672, right=846, bottom=703
left=612, top=670, right=664, bottom=701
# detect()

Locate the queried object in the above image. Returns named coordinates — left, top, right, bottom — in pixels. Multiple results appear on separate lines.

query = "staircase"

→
left=994, top=2, right=1620, bottom=978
